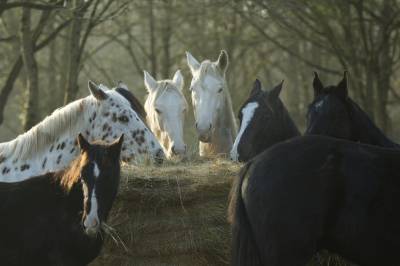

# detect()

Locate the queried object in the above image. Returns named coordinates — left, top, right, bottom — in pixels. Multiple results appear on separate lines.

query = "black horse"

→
left=229, top=135, right=400, bottom=266
left=0, top=134, right=123, bottom=266
left=306, top=71, right=399, bottom=148
left=230, top=79, right=300, bottom=162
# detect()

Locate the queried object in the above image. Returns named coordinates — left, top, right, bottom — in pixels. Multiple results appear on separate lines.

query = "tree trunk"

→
left=161, top=1, right=172, bottom=78
left=20, top=4, right=39, bottom=131
left=64, top=0, right=84, bottom=103
left=45, top=31, right=60, bottom=113
left=149, top=0, right=157, bottom=77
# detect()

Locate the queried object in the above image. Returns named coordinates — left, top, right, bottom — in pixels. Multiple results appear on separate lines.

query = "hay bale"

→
left=91, top=158, right=239, bottom=266
left=91, top=158, right=354, bottom=266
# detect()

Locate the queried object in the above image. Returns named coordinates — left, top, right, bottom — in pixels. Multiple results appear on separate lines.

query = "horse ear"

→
left=110, top=134, right=124, bottom=158
left=88, top=80, right=108, bottom=100
left=117, top=80, right=129, bottom=90
left=144, top=70, right=157, bottom=93
left=336, top=71, right=348, bottom=99
left=268, top=80, right=284, bottom=100
left=172, top=69, right=184, bottom=90
left=186, top=51, right=200, bottom=73
left=313, top=72, right=324, bottom=97
left=77, top=133, right=91, bottom=153
left=216, top=50, right=229, bottom=73
left=250, top=79, right=262, bottom=97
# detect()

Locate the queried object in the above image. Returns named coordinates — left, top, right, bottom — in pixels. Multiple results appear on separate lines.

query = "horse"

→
left=186, top=50, right=238, bottom=157
left=0, top=81, right=164, bottom=182
left=0, top=133, right=123, bottom=266
left=230, top=79, right=300, bottom=162
left=143, top=70, right=188, bottom=158
left=229, top=135, right=400, bottom=266
left=306, top=71, right=399, bottom=148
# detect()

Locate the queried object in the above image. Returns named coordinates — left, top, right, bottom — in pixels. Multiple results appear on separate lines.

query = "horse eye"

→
left=118, top=115, right=129, bottom=123
left=218, top=88, right=223, bottom=93
left=155, top=108, right=161, bottom=114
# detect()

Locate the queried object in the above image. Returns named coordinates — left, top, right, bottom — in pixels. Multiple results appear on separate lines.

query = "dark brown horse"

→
left=230, top=79, right=300, bottom=162
left=306, top=72, right=399, bottom=148
left=0, top=134, right=123, bottom=266
left=230, top=135, right=400, bottom=266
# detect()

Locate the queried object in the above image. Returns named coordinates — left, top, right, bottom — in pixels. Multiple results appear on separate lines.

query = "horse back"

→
left=243, top=135, right=400, bottom=265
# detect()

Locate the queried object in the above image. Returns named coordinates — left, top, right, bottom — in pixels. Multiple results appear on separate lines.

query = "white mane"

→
left=0, top=97, right=93, bottom=160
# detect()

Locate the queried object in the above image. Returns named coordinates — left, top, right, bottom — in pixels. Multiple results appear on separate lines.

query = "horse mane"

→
left=276, top=99, right=301, bottom=137
left=59, top=151, right=89, bottom=191
left=348, top=99, right=400, bottom=148
left=0, top=98, right=93, bottom=160
left=115, top=87, right=147, bottom=122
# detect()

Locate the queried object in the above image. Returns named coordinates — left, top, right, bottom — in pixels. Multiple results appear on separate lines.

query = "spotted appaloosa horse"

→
left=0, top=134, right=123, bottom=266
left=186, top=50, right=237, bottom=157
left=0, top=81, right=164, bottom=182
left=143, top=70, right=188, bottom=158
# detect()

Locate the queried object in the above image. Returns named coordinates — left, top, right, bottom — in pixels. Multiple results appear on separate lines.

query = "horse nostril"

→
left=209, top=124, right=212, bottom=130
left=195, top=122, right=198, bottom=129
left=92, top=219, right=98, bottom=227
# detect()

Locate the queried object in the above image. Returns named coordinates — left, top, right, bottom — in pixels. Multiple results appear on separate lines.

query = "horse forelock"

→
left=59, top=151, right=89, bottom=191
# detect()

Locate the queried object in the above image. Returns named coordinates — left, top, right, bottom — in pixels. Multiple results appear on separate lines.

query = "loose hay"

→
left=91, top=158, right=239, bottom=266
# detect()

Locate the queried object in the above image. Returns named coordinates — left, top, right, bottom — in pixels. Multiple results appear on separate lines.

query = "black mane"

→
left=115, top=87, right=147, bottom=123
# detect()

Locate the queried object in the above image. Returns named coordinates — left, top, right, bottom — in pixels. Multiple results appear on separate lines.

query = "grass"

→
left=91, top=158, right=354, bottom=266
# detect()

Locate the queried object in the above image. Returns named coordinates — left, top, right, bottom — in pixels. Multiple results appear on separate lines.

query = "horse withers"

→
left=230, top=79, right=300, bottom=162
left=306, top=71, right=399, bottom=148
left=0, top=134, right=123, bottom=266
left=229, top=135, right=400, bottom=266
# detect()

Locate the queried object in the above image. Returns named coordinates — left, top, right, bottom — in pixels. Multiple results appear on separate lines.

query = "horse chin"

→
left=198, top=135, right=212, bottom=143
left=85, top=226, right=100, bottom=237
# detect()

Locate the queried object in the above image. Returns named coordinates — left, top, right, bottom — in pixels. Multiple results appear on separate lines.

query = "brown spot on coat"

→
left=20, top=164, right=30, bottom=171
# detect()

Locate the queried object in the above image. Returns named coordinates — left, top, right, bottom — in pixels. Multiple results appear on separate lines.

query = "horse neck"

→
left=200, top=85, right=237, bottom=156
left=0, top=99, right=93, bottom=182
left=350, top=100, right=399, bottom=148
left=279, top=104, right=301, bottom=139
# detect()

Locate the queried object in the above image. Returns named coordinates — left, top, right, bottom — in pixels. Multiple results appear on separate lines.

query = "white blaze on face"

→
left=84, top=162, right=100, bottom=232
left=230, top=102, right=259, bottom=161
left=315, top=99, right=324, bottom=110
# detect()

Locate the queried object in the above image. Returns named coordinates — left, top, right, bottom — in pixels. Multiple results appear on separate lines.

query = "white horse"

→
left=0, top=81, right=164, bottom=182
left=144, top=70, right=188, bottom=158
left=186, top=50, right=237, bottom=157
